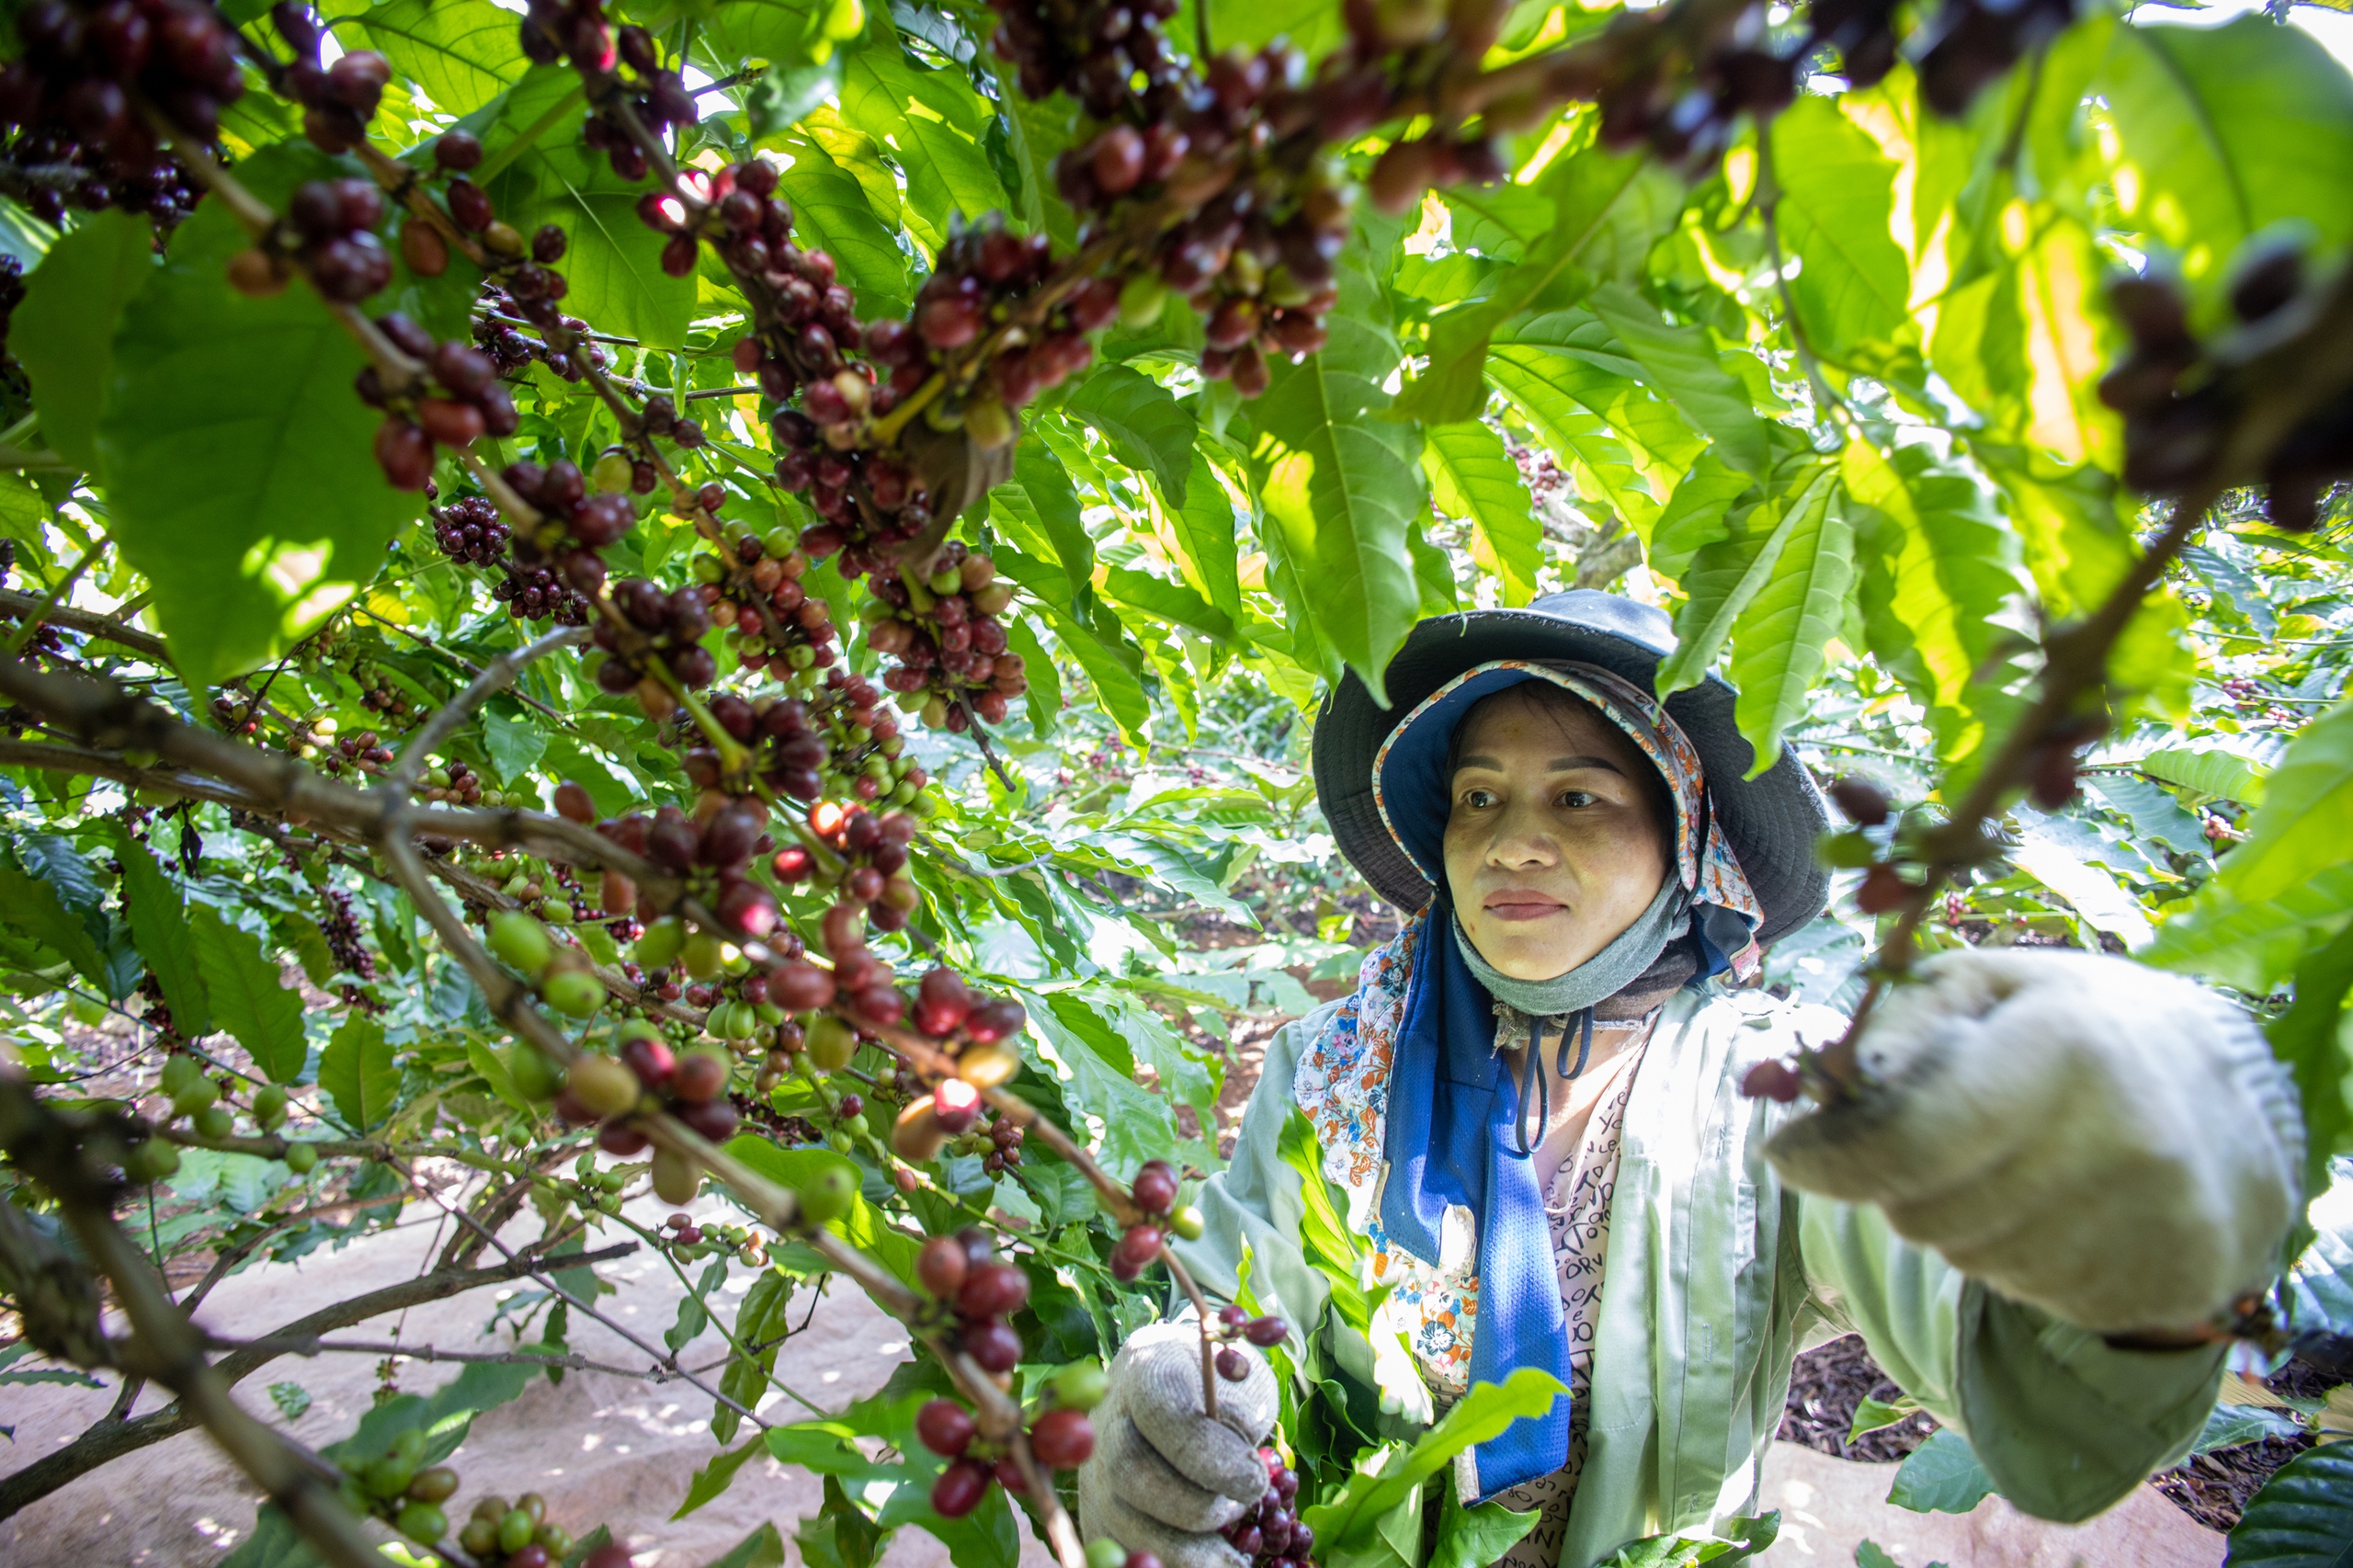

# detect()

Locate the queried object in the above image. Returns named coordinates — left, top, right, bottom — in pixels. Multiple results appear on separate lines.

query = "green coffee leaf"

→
left=13, top=207, right=154, bottom=472
left=113, top=830, right=210, bottom=1039
left=1063, top=365, right=1195, bottom=507
left=319, top=1014, right=397, bottom=1129
left=1423, top=419, right=1540, bottom=608
left=1885, top=1429, right=1995, bottom=1515
left=97, top=155, right=424, bottom=687
left=1252, top=248, right=1425, bottom=701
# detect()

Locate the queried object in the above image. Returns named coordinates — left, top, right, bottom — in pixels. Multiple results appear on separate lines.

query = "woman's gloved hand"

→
left=1764, top=949, right=2303, bottom=1336
left=1076, top=1321, right=1280, bottom=1568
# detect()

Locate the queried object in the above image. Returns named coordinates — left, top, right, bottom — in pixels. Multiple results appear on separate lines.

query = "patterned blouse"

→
left=1484, top=1005, right=1658, bottom=1568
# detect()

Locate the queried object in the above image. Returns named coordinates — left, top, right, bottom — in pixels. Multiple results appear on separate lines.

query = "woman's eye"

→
left=1557, top=790, right=1597, bottom=808
left=1462, top=788, right=1497, bottom=809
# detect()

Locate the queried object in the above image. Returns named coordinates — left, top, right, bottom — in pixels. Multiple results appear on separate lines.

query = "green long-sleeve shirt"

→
left=1172, top=984, right=2229, bottom=1567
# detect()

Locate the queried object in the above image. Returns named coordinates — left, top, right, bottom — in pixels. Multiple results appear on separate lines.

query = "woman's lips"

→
left=1482, top=892, right=1566, bottom=923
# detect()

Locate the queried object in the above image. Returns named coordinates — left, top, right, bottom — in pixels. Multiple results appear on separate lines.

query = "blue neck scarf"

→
left=1377, top=893, right=1585, bottom=1500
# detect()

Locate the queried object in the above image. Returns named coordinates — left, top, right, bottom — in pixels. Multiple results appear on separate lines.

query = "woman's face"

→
left=1442, top=687, right=1674, bottom=982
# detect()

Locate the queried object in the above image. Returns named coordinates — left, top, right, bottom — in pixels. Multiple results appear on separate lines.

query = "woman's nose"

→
left=1485, top=803, right=1560, bottom=867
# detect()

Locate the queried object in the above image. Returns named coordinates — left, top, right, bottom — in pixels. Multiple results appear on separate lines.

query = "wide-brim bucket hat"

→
left=1312, top=589, right=1831, bottom=949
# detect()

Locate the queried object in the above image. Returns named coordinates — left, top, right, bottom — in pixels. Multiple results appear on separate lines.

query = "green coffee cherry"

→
left=394, top=1502, right=447, bottom=1543
left=542, top=899, right=574, bottom=926
left=806, top=1015, right=858, bottom=1072
left=126, top=1137, right=180, bottom=1183
left=567, top=1053, right=640, bottom=1118
left=1169, top=1204, right=1206, bottom=1242
left=172, top=1077, right=218, bottom=1118
left=489, top=910, right=556, bottom=976
left=160, top=1054, right=200, bottom=1097
left=460, top=1518, right=498, bottom=1557
left=591, top=450, right=635, bottom=493
left=253, top=1085, right=289, bottom=1130
left=193, top=1105, right=234, bottom=1141
left=1086, top=1538, right=1127, bottom=1568
left=363, top=1454, right=418, bottom=1500
left=635, top=916, right=686, bottom=970
left=407, top=1465, right=459, bottom=1503
left=798, top=1164, right=857, bottom=1224
left=542, top=968, right=606, bottom=1017
left=682, top=929, right=725, bottom=980
left=1053, top=1362, right=1108, bottom=1411
left=497, top=1506, right=536, bottom=1554
left=284, top=1142, right=320, bottom=1175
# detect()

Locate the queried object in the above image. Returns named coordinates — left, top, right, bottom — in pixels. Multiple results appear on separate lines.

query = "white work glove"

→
left=1076, top=1321, right=1280, bottom=1568
left=1765, top=948, right=2303, bottom=1336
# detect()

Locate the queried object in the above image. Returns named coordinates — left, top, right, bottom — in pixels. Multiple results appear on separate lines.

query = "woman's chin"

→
left=1470, top=930, right=1592, bottom=983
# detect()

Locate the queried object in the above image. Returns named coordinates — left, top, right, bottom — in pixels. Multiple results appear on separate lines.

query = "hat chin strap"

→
left=1453, top=880, right=1680, bottom=1159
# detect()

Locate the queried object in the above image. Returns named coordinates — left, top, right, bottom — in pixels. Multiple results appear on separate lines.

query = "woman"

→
left=1077, top=591, right=2304, bottom=1568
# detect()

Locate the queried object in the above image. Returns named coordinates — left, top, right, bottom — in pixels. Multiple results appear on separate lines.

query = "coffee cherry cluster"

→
left=263, top=8, right=374, bottom=154
left=919, top=1361, right=1099, bottom=1518
left=318, top=884, right=376, bottom=983
left=590, top=1023, right=740, bottom=1182
left=913, top=1225, right=1040, bottom=1397
left=488, top=907, right=611, bottom=1021
left=625, top=1021, right=743, bottom=1167
left=495, top=455, right=639, bottom=582
left=433, top=489, right=593, bottom=621
left=867, top=556, right=1026, bottom=734
left=335, top=1430, right=473, bottom=1547
left=776, top=404, right=938, bottom=572
left=547, top=17, right=699, bottom=183
left=644, top=158, right=804, bottom=298
left=472, top=291, right=610, bottom=386
left=1224, top=1446, right=1313, bottom=1568
left=227, top=174, right=392, bottom=304
left=771, top=797, right=926, bottom=923
left=417, top=756, right=484, bottom=807
left=314, top=727, right=395, bottom=778
left=1209, top=1302, right=1290, bottom=1381
left=659, top=1210, right=768, bottom=1266
left=433, top=494, right=509, bottom=566
left=748, top=680, right=923, bottom=807
left=597, top=796, right=780, bottom=938
left=912, top=219, right=1094, bottom=419
left=366, top=315, right=522, bottom=489
left=1107, top=1158, right=1206, bottom=1278
left=0, top=0, right=244, bottom=191
left=2101, top=255, right=2353, bottom=531
left=450, top=1488, right=612, bottom=1568
left=987, top=0, right=1183, bottom=116
left=691, top=527, right=842, bottom=680
left=0, top=126, right=195, bottom=224
left=992, top=18, right=1358, bottom=398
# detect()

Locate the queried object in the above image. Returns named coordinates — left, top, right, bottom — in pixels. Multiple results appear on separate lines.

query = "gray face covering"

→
left=1449, top=872, right=1690, bottom=1017
left=1449, top=873, right=1691, bottom=1156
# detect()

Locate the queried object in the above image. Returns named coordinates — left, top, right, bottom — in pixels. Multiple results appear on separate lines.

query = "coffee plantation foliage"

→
left=2, top=0, right=2353, bottom=1562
